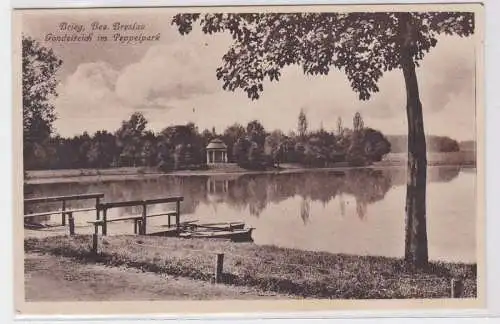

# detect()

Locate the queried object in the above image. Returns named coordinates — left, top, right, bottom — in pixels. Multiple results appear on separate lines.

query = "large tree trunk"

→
left=399, top=13, right=429, bottom=268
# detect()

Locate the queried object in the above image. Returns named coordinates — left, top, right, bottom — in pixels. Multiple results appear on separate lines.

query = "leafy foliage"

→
left=22, top=36, right=63, bottom=170
left=222, top=123, right=246, bottom=162
left=115, top=112, right=148, bottom=167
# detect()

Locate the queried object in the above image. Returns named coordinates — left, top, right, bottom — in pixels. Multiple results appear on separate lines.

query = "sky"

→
left=21, top=9, right=478, bottom=141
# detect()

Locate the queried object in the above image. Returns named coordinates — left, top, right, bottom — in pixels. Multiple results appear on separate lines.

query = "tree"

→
left=301, top=129, right=338, bottom=166
left=246, top=120, right=267, bottom=147
left=336, top=117, right=344, bottom=136
left=172, top=11, right=475, bottom=267
left=348, top=112, right=367, bottom=166
left=430, top=136, right=460, bottom=152
left=248, top=141, right=265, bottom=166
left=87, top=130, right=117, bottom=168
left=141, top=130, right=158, bottom=167
left=353, top=112, right=364, bottom=132
left=201, top=128, right=215, bottom=146
left=115, top=112, right=148, bottom=167
left=346, top=127, right=391, bottom=166
left=298, top=108, right=308, bottom=138
left=264, top=130, right=287, bottom=167
left=22, top=36, right=63, bottom=170
left=233, top=136, right=252, bottom=164
left=360, top=128, right=392, bottom=162
left=222, top=123, right=246, bottom=162
left=158, top=124, right=203, bottom=169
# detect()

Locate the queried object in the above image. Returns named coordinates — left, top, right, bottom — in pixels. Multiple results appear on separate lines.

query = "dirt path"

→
left=24, top=253, right=292, bottom=301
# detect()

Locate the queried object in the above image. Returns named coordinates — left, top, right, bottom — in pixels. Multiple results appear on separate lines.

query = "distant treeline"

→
left=24, top=111, right=394, bottom=171
left=386, top=135, right=474, bottom=153
left=458, top=140, right=476, bottom=152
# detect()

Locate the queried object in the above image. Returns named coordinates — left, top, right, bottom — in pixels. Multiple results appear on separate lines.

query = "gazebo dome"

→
left=206, top=138, right=228, bottom=165
left=206, top=138, right=227, bottom=150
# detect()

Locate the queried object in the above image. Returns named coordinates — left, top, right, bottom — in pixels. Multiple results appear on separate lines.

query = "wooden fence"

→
left=89, top=196, right=184, bottom=236
left=24, top=193, right=104, bottom=235
left=24, top=193, right=184, bottom=238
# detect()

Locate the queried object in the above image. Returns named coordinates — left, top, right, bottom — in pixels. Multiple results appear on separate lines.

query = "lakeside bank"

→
left=25, top=235, right=477, bottom=299
left=24, top=151, right=476, bottom=185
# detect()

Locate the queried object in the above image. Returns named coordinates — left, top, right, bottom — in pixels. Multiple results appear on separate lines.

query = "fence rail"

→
left=24, top=193, right=104, bottom=235
left=24, top=193, right=185, bottom=237
left=92, top=196, right=184, bottom=236
left=98, top=196, right=184, bottom=209
left=24, top=193, right=104, bottom=204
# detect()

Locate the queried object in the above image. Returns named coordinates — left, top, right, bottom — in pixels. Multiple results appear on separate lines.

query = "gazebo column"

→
left=206, top=151, right=210, bottom=164
left=224, top=151, right=228, bottom=163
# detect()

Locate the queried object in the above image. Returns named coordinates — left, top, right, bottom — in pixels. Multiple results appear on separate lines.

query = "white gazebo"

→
left=206, top=138, right=228, bottom=165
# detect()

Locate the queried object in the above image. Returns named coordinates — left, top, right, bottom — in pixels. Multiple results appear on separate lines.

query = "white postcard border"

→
left=2, top=0, right=499, bottom=322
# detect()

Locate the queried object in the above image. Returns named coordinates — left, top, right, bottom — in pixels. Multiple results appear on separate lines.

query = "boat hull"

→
left=180, top=228, right=254, bottom=242
left=149, top=221, right=253, bottom=242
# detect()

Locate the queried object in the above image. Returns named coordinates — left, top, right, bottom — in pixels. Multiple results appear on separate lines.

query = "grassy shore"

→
left=25, top=235, right=477, bottom=299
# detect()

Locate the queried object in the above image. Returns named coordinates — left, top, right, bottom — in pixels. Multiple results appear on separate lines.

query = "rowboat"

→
left=179, top=228, right=254, bottom=242
left=150, top=220, right=253, bottom=241
left=160, top=220, right=200, bottom=228
left=186, top=221, right=245, bottom=231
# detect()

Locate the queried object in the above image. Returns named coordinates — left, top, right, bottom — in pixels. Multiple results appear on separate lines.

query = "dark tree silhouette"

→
left=353, top=112, right=364, bottom=132
left=172, top=11, right=475, bottom=267
left=246, top=120, right=267, bottom=146
left=298, top=108, right=308, bottom=138
left=222, top=123, right=246, bottom=161
left=115, top=112, right=148, bottom=167
left=22, top=36, right=63, bottom=170
left=336, top=117, right=344, bottom=136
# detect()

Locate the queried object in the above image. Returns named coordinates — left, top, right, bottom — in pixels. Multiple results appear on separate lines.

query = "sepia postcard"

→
left=12, top=2, right=486, bottom=316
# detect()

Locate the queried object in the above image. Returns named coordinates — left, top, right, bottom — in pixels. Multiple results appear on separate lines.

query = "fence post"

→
left=137, top=220, right=143, bottom=235
left=61, top=200, right=66, bottom=226
left=68, top=212, right=75, bottom=235
left=95, top=197, right=101, bottom=220
left=102, top=207, right=107, bottom=236
left=451, top=278, right=464, bottom=298
left=134, top=219, right=138, bottom=234
left=92, top=233, right=98, bottom=254
left=176, top=200, right=181, bottom=230
left=214, top=253, right=224, bottom=284
left=141, top=203, right=147, bottom=235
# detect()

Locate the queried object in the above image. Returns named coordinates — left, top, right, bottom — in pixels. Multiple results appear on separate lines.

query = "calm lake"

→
left=24, top=166, right=477, bottom=263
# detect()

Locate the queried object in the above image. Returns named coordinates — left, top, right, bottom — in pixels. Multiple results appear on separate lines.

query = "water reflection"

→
left=300, top=198, right=311, bottom=224
left=24, top=166, right=477, bottom=262
left=25, top=166, right=462, bottom=221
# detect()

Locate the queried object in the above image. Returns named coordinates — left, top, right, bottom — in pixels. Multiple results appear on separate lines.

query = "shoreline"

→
left=24, top=163, right=476, bottom=185
left=25, top=235, right=477, bottom=299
